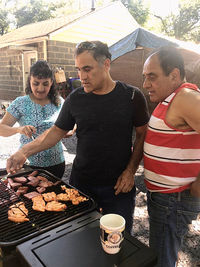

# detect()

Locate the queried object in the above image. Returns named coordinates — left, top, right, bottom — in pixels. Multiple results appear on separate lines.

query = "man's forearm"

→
left=21, top=126, right=66, bottom=158
left=126, top=126, right=147, bottom=174
left=114, top=126, right=147, bottom=195
left=126, top=139, right=144, bottom=174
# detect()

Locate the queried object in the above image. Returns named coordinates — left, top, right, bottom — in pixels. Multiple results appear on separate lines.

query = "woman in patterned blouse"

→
left=1, top=60, right=69, bottom=178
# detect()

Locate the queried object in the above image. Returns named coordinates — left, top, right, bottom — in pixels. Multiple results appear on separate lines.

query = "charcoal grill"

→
left=0, top=169, right=96, bottom=247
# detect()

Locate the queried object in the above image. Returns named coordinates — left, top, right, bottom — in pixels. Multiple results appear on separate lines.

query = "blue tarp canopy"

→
left=109, top=27, right=178, bottom=61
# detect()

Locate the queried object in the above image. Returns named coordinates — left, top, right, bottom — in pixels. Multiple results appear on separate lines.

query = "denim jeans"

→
left=69, top=178, right=136, bottom=234
left=147, top=190, right=200, bottom=267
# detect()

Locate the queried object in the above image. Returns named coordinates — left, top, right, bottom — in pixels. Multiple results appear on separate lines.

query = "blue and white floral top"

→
left=7, top=95, right=65, bottom=167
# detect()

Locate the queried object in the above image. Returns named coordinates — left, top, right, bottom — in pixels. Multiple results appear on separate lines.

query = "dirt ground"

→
left=0, top=125, right=199, bottom=267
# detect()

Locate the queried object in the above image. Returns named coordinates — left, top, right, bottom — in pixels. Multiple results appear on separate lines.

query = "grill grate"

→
left=0, top=170, right=96, bottom=246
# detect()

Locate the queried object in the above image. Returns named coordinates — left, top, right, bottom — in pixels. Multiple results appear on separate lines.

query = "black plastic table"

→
left=17, top=211, right=157, bottom=267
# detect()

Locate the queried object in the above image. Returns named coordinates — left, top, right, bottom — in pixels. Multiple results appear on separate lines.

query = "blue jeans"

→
left=147, top=190, right=200, bottom=267
left=69, top=179, right=136, bottom=234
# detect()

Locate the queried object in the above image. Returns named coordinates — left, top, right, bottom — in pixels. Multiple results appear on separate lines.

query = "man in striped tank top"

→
left=143, top=46, right=200, bottom=267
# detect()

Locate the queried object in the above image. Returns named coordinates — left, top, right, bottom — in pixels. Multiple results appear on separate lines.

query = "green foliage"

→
left=14, top=0, right=65, bottom=28
left=190, top=28, right=200, bottom=42
left=0, top=9, right=10, bottom=35
left=1, top=0, right=200, bottom=44
left=154, top=0, right=200, bottom=42
left=0, top=0, right=12, bottom=35
left=120, top=0, right=150, bottom=25
left=0, top=0, right=150, bottom=35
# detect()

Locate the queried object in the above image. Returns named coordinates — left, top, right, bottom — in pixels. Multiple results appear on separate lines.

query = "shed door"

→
left=23, top=51, right=37, bottom=89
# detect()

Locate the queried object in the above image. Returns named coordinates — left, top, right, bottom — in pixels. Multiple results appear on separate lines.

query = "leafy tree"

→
left=0, top=0, right=12, bottom=35
left=0, top=9, right=10, bottom=35
left=13, top=0, right=65, bottom=28
left=154, top=0, right=200, bottom=41
left=119, top=0, right=150, bottom=26
left=190, top=28, right=200, bottom=42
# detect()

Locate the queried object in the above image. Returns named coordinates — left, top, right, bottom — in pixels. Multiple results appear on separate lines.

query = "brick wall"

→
left=0, top=48, right=24, bottom=100
left=0, top=40, right=78, bottom=101
left=47, top=40, right=78, bottom=79
left=37, top=41, right=45, bottom=60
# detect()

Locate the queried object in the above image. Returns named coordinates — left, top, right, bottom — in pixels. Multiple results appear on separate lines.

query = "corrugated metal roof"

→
left=0, top=1, right=139, bottom=48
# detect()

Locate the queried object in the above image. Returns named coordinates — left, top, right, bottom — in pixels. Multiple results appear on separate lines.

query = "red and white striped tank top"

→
left=144, top=83, right=200, bottom=193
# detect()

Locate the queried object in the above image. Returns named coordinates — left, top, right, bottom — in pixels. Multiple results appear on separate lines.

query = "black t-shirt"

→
left=55, top=81, right=149, bottom=186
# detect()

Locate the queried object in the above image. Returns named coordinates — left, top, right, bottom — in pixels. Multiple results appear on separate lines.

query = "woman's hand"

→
left=17, top=125, right=36, bottom=138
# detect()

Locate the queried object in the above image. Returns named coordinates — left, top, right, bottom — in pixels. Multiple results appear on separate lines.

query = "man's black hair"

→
left=153, top=46, right=185, bottom=80
left=75, top=41, right=111, bottom=62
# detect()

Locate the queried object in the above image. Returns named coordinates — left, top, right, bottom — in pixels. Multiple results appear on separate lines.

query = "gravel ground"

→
left=0, top=122, right=199, bottom=266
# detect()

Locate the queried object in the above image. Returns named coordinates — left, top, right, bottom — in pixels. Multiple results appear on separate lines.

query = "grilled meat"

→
left=53, top=181, right=61, bottom=186
left=56, top=193, right=70, bottom=201
left=27, top=176, right=40, bottom=187
left=7, top=178, right=14, bottom=186
left=24, top=191, right=41, bottom=200
left=10, top=182, right=22, bottom=189
left=28, top=170, right=38, bottom=177
left=16, top=186, right=29, bottom=196
left=8, top=202, right=29, bottom=223
left=42, top=192, right=57, bottom=202
left=37, top=176, right=48, bottom=182
left=10, top=194, right=18, bottom=202
left=36, top=186, right=46, bottom=194
left=45, top=201, right=66, bottom=212
left=72, top=196, right=87, bottom=205
left=32, top=195, right=46, bottom=212
left=7, top=178, right=22, bottom=189
left=13, top=177, right=27, bottom=183
left=61, top=185, right=79, bottom=197
left=38, top=180, right=53, bottom=188
left=61, top=185, right=88, bottom=204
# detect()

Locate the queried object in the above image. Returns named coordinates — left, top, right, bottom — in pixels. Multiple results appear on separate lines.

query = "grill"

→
left=0, top=169, right=96, bottom=247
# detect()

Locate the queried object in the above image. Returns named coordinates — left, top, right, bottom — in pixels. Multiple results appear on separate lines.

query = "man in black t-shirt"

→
left=7, top=41, right=149, bottom=233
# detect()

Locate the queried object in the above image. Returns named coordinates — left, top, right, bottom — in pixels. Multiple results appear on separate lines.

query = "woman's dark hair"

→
left=25, top=60, right=60, bottom=106
left=153, top=46, right=185, bottom=80
left=75, top=41, right=111, bottom=62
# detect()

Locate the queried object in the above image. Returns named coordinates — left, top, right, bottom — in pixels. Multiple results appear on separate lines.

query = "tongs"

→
left=0, top=167, right=32, bottom=181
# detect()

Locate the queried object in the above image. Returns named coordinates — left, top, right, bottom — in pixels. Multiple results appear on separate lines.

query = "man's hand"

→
left=6, top=150, right=27, bottom=174
left=190, top=174, right=200, bottom=197
left=63, top=124, right=77, bottom=138
left=17, top=125, right=36, bottom=138
left=63, top=129, right=75, bottom=138
left=114, top=169, right=134, bottom=195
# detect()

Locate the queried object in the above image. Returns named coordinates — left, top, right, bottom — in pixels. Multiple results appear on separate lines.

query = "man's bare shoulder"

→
left=177, top=86, right=199, bottom=97
left=166, top=87, right=200, bottom=130
left=175, top=87, right=200, bottom=107
left=172, top=86, right=200, bottom=132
